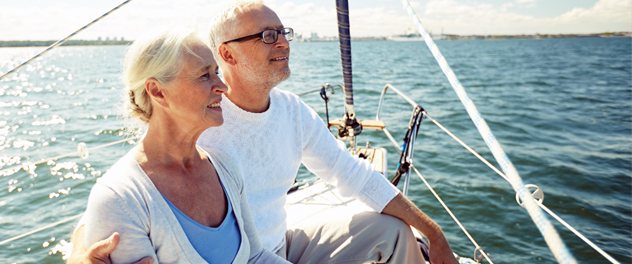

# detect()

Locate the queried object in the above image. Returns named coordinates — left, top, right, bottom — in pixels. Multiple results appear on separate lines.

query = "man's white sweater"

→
left=198, top=88, right=399, bottom=251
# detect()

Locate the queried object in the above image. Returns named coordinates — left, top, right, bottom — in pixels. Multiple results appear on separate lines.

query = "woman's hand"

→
left=66, top=226, right=154, bottom=264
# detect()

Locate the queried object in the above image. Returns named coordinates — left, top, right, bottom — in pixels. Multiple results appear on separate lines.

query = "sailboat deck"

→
left=285, top=179, right=372, bottom=228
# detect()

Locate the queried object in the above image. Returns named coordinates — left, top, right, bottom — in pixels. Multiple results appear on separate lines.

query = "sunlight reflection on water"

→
left=0, top=38, right=630, bottom=263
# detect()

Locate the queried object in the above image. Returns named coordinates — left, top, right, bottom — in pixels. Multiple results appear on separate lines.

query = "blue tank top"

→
left=163, top=186, right=241, bottom=263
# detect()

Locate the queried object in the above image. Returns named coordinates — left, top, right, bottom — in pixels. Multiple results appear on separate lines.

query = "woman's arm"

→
left=84, top=184, right=157, bottom=264
left=66, top=225, right=154, bottom=264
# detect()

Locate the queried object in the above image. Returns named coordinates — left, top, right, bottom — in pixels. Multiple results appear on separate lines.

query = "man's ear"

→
left=145, top=78, right=168, bottom=108
left=218, top=44, right=237, bottom=66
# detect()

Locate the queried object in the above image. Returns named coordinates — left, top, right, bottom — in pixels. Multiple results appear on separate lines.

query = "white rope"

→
left=425, top=114, right=620, bottom=264
left=399, top=0, right=576, bottom=262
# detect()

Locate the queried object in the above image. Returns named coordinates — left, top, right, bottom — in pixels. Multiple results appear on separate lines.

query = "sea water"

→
left=0, top=37, right=630, bottom=263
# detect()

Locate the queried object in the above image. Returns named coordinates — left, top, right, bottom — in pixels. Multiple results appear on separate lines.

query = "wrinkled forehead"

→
left=182, top=42, right=217, bottom=72
left=233, top=5, right=284, bottom=36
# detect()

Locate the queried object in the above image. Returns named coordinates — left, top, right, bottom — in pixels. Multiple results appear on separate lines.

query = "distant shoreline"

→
left=2, top=32, right=630, bottom=47
left=301, top=32, right=632, bottom=42
left=433, top=32, right=632, bottom=41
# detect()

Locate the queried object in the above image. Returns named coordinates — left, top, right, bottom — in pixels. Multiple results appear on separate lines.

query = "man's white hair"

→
left=209, top=0, right=265, bottom=53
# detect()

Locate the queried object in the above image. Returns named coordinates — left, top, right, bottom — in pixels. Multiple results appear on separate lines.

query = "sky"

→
left=0, top=0, right=630, bottom=40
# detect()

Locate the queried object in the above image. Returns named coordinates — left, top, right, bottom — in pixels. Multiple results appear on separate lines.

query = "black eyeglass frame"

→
left=223, top=27, right=293, bottom=44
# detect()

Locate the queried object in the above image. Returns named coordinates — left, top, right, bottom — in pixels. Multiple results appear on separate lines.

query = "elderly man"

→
left=69, top=1, right=458, bottom=263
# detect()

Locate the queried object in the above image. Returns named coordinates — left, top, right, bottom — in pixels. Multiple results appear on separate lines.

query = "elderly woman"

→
left=82, top=27, right=290, bottom=264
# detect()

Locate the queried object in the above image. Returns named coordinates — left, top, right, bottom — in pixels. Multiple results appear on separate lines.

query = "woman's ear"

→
left=218, top=44, right=237, bottom=66
left=145, top=78, right=168, bottom=108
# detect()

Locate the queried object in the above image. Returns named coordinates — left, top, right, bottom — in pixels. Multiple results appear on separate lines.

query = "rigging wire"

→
left=375, top=84, right=492, bottom=262
left=0, top=214, right=84, bottom=246
left=0, top=0, right=137, bottom=175
left=425, top=114, right=621, bottom=264
left=0, top=136, right=138, bottom=243
left=399, top=0, right=576, bottom=263
left=538, top=205, right=621, bottom=264
left=0, top=137, right=139, bottom=177
left=0, top=0, right=138, bottom=248
left=410, top=164, right=494, bottom=264
left=383, top=113, right=493, bottom=263
left=425, top=115, right=509, bottom=183
left=0, top=0, right=133, bottom=80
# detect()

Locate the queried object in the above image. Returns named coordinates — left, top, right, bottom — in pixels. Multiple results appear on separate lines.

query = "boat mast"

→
left=335, top=0, right=362, bottom=153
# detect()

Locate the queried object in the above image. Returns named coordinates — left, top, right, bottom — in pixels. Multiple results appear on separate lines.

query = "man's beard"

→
left=236, top=54, right=291, bottom=89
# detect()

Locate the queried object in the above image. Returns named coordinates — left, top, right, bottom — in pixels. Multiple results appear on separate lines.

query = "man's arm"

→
left=382, top=193, right=458, bottom=264
left=66, top=225, right=153, bottom=264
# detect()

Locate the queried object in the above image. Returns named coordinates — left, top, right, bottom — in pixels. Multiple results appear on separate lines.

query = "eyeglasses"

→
left=223, top=27, right=293, bottom=45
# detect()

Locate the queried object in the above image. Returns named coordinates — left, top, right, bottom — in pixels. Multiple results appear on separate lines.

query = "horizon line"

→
left=2, top=31, right=631, bottom=42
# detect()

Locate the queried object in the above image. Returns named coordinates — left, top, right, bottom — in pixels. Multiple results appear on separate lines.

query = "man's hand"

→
left=426, top=230, right=458, bottom=264
left=382, top=193, right=458, bottom=264
left=66, top=225, right=153, bottom=264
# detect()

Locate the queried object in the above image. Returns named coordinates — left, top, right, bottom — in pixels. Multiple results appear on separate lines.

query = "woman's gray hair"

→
left=209, top=0, right=265, bottom=52
left=123, top=26, right=204, bottom=123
